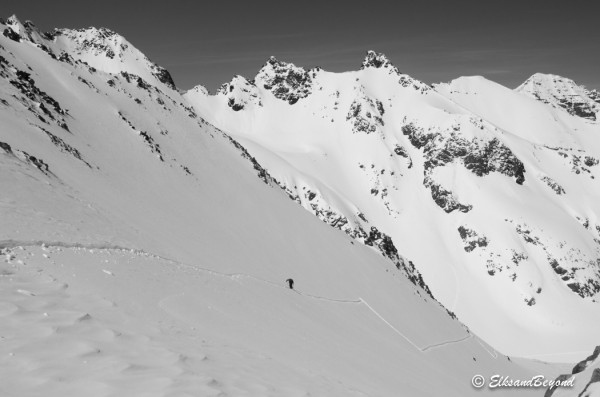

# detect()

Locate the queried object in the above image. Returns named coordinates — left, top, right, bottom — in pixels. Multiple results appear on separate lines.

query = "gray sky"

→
left=4, top=0, right=599, bottom=92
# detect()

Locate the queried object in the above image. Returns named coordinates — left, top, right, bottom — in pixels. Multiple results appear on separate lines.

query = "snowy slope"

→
left=0, top=16, right=568, bottom=396
left=186, top=51, right=600, bottom=362
left=0, top=245, right=568, bottom=396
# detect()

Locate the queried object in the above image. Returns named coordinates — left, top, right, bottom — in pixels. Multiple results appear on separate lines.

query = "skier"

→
left=286, top=278, right=294, bottom=289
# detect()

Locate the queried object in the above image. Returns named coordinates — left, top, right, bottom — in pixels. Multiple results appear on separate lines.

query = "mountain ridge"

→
left=186, top=49, right=600, bottom=361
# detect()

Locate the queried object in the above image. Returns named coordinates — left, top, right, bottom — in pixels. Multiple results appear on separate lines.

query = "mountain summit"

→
left=361, top=50, right=400, bottom=74
left=516, top=73, right=600, bottom=120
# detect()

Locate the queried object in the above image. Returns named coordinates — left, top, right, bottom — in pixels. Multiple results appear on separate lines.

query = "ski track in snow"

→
left=420, top=334, right=474, bottom=353
left=2, top=240, right=482, bottom=355
left=476, top=337, right=499, bottom=359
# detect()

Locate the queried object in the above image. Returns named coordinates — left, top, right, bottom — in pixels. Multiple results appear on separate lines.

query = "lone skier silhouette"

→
left=286, top=278, right=294, bottom=289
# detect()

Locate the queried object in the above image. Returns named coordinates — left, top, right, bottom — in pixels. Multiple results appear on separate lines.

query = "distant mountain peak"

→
left=52, top=26, right=176, bottom=89
left=6, top=14, right=21, bottom=26
left=361, top=50, right=399, bottom=74
left=54, top=26, right=128, bottom=58
left=517, top=73, right=599, bottom=121
left=255, top=56, right=314, bottom=104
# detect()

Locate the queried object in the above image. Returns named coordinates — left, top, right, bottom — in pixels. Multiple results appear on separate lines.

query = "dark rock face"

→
left=221, top=132, right=271, bottom=184
left=151, top=66, right=176, bottom=89
left=55, top=27, right=119, bottom=56
left=360, top=51, right=400, bottom=75
left=346, top=96, right=385, bottom=135
left=0, top=141, right=13, bottom=154
left=118, top=112, right=164, bottom=162
left=426, top=179, right=472, bottom=213
left=1, top=140, right=52, bottom=175
left=514, top=222, right=600, bottom=298
left=545, top=146, right=598, bottom=177
left=256, top=57, right=313, bottom=104
left=402, top=122, right=525, bottom=212
left=541, top=176, right=565, bottom=195
left=1, top=54, right=69, bottom=131
left=20, top=151, right=50, bottom=174
left=227, top=98, right=244, bottom=111
left=546, top=346, right=600, bottom=396
left=37, top=126, right=91, bottom=168
left=557, top=97, right=596, bottom=120
left=463, top=139, right=525, bottom=185
left=394, top=145, right=413, bottom=168
left=363, top=226, right=433, bottom=298
left=10, top=71, right=66, bottom=118
left=2, top=27, right=20, bottom=42
left=457, top=226, right=488, bottom=252
left=573, top=346, right=600, bottom=374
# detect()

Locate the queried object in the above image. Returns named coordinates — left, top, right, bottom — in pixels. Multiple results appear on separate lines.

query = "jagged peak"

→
left=217, top=74, right=254, bottom=95
left=6, top=14, right=22, bottom=26
left=517, top=73, right=591, bottom=97
left=258, top=55, right=306, bottom=75
left=54, top=26, right=122, bottom=44
left=189, top=84, right=209, bottom=96
left=50, top=24, right=176, bottom=89
left=1, top=15, right=49, bottom=44
left=254, top=56, right=312, bottom=104
left=361, top=50, right=399, bottom=74
left=519, top=73, right=579, bottom=89
left=266, top=55, right=281, bottom=65
left=3, top=15, right=39, bottom=34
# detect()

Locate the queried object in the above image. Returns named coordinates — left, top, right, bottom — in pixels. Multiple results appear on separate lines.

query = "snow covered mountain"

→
left=1, top=15, right=564, bottom=396
left=516, top=73, right=600, bottom=121
left=186, top=51, right=600, bottom=362
left=0, top=15, right=594, bottom=395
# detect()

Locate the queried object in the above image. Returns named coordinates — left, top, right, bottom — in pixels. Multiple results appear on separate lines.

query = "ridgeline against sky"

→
left=5, top=0, right=598, bottom=92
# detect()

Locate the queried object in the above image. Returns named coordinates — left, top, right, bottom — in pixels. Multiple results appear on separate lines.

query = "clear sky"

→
left=4, top=0, right=599, bottom=92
